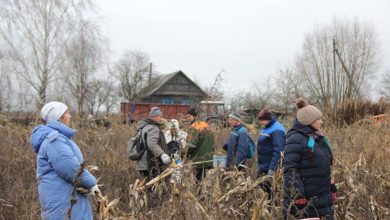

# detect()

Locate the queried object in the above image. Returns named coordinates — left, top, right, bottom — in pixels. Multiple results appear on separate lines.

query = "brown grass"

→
left=1, top=117, right=390, bottom=219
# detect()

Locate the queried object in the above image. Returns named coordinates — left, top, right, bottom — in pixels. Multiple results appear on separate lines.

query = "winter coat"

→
left=30, top=121, right=97, bottom=220
left=257, top=118, right=285, bottom=172
left=165, top=127, right=187, bottom=152
left=186, top=121, right=214, bottom=168
left=136, top=119, right=168, bottom=171
left=283, top=119, right=334, bottom=219
left=224, top=124, right=250, bottom=167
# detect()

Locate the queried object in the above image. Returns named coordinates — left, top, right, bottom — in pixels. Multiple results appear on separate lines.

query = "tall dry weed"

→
left=1, top=117, right=389, bottom=219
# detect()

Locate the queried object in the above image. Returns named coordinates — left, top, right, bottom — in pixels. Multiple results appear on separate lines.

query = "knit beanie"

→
left=296, top=99, right=322, bottom=125
left=149, top=107, right=162, bottom=117
left=229, top=112, right=241, bottom=121
left=186, top=108, right=198, bottom=117
left=257, top=109, right=273, bottom=121
left=40, top=102, right=68, bottom=123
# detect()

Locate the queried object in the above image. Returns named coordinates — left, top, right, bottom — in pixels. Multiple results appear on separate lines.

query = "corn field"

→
left=0, top=117, right=389, bottom=220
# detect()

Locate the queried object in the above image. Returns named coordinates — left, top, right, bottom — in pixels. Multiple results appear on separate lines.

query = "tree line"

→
left=0, top=0, right=388, bottom=119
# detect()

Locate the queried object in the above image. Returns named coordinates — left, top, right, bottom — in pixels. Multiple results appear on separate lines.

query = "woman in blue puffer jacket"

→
left=283, top=99, right=336, bottom=220
left=30, top=102, right=100, bottom=220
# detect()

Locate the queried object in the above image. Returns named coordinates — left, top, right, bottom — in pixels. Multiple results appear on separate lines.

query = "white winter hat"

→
left=169, top=119, right=180, bottom=129
left=40, top=102, right=68, bottom=123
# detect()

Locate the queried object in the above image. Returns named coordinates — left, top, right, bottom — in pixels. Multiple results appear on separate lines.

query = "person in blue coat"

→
left=257, top=109, right=286, bottom=176
left=223, top=113, right=251, bottom=168
left=30, top=102, right=100, bottom=220
left=283, top=99, right=336, bottom=219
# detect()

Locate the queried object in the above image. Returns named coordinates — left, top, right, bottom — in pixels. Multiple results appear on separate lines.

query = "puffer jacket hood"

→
left=30, top=125, right=54, bottom=153
left=30, top=121, right=76, bottom=153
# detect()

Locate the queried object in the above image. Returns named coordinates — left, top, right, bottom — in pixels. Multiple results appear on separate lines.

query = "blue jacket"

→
left=31, top=121, right=97, bottom=220
left=224, top=124, right=250, bottom=167
left=283, top=119, right=334, bottom=218
left=257, top=118, right=285, bottom=172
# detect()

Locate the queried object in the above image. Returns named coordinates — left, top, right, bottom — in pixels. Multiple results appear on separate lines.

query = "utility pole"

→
left=333, top=39, right=338, bottom=120
left=148, top=62, right=152, bottom=86
left=334, top=40, right=362, bottom=99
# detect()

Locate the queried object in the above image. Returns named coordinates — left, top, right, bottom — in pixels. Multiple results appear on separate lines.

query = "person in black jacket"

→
left=283, top=99, right=336, bottom=220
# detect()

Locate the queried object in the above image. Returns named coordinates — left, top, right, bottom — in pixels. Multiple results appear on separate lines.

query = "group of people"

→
left=30, top=99, right=336, bottom=219
left=135, top=106, right=215, bottom=181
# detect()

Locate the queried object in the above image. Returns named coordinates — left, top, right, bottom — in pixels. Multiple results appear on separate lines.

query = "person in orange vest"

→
left=185, top=108, right=214, bottom=181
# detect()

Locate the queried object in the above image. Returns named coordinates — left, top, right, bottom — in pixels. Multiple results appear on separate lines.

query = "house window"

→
left=182, top=99, right=191, bottom=105
left=162, top=98, right=175, bottom=104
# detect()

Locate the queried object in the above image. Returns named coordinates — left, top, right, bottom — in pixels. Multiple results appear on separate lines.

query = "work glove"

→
left=294, top=198, right=307, bottom=206
left=88, top=185, right=101, bottom=197
left=186, top=143, right=197, bottom=149
left=160, top=153, right=171, bottom=165
left=332, top=192, right=337, bottom=203
left=331, top=183, right=337, bottom=203
left=267, top=169, right=275, bottom=177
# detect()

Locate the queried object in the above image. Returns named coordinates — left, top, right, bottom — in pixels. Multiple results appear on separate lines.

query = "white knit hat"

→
left=40, top=102, right=68, bottom=123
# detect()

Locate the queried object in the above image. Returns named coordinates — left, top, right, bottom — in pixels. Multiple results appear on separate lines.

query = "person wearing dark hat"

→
left=186, top=107, right=198, bottom=123
left=283, top=99, right=336, bottom=219
left=257, top=109, right=286, bottom=176
left=256, top=109, right=285, bottom=201
left=185, top=108, right=214, bottom=181
left=136, top=107, right=171, bottom=180
left=222, top=112, right=251, bottom=169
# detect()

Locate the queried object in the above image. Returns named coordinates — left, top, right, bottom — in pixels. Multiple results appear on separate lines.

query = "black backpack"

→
left=127, top=126, right=148, bottom=161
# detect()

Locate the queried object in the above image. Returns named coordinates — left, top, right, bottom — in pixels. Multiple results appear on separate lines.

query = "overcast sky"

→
left=96, top=0, right=390, bottom=95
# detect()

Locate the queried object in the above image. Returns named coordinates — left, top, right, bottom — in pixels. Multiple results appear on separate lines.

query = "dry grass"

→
left=1, top=117, right=390, bottom=219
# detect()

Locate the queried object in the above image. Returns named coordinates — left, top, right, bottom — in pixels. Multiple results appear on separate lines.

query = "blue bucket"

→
left=213, top=155, right=227, bottom=168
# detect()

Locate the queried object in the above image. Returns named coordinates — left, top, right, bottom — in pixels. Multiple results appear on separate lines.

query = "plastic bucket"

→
left=213, top=155, right=227, bottom=168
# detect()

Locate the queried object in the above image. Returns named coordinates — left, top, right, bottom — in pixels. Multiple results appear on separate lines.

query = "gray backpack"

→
left=127, top=127, right=147, bottom=160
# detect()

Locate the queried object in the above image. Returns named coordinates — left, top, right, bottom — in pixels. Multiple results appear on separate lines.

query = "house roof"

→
left=140, top=70, right=208, bottom=98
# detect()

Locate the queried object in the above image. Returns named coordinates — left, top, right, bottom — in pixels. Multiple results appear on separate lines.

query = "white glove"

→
left=160, top=153, right=171, bottom=165
left=88, top=185, right=101, bottom=196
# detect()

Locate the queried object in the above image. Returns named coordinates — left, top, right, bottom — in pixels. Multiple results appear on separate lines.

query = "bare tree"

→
left=227, top=75, right=274, bottom=112
left=115, top=50, right=150, bottom=102
left=295, top=17, right=380, bottom=111
left=206, top=69, right=226, bottom=100
left=248, top=74, right=274, bottom=110
left=0, top=0, right=93, bottom=109
left=0, top=51, right=12, bottom=112
left=85, top=80, right=100, bottom=116
left=84, top=78, right=117, bottom=117
left=380, top=69, right=390, bottom=100
left=274, top=68, right=303, bottom=114
left=64, top=20, right=103, bottom=117
left=100, top=81, right=118, bottom=116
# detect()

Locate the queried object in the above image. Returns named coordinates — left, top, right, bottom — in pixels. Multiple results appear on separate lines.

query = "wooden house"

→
left=121, top=70, right=208, bottom=120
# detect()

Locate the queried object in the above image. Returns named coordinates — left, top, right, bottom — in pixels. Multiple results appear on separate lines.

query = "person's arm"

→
left=46, top=139, right=96, bottom=189
left=269, top=130, right=286, bottom=171
left=235, top=131, right=249, bottom=166
left=145, top=126, right=165, bottom=158
left=283, top=137, right=305, bottom=200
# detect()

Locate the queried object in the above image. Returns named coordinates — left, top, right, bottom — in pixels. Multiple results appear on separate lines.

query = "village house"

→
left=121, top=70, right=208, bottom=120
